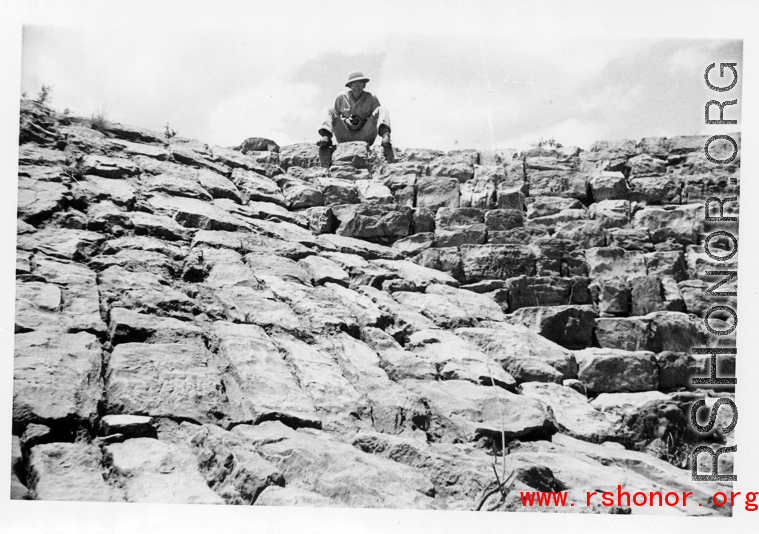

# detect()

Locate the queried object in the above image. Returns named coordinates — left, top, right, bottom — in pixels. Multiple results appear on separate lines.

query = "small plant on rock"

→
left=90, top=107, right=109, bottom=132
left=474, top=349, right=518, bottom=511
left=164, top=122, right=177, bottom=139
left=531, top=136, right=563, bottom=149
left=652, top=431, right=691, bottom=468
left=62, top=158, right=85, bottom=184
left=35, top=84, right=52, bottom=104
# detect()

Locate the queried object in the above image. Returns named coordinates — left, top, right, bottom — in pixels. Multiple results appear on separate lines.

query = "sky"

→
left=19, top=27, right=742, bottom=151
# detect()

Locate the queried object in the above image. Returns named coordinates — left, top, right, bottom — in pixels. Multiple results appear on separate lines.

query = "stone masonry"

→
left=11, top=99, right=738, bottom=514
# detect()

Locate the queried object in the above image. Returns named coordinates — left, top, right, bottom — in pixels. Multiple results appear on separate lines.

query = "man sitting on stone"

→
left=317, top=71, right=392, bottom=149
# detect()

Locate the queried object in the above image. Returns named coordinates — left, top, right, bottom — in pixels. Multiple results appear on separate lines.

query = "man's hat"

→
left=345, top=71, right=370, bottom=87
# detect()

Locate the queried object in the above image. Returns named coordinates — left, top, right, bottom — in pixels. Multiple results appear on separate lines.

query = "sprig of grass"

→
left=476, top=348, right=517, bottom=511
left=164, top=122, right=177, bottom=139
left=35, top=84, right=52, bottom=104
left=90, top=107, right=109, bottom=132
left=531, top=136, right=563, bottom=149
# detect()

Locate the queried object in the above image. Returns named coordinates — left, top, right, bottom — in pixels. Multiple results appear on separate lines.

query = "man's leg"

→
left=354, top=116, right=378, bottom=145
left=320, top=108, right=337, bottom=135
left=319, top=110, right=358, bottom=145
left=374, top=106, right=391, bottom=132
left=325, top=114, right=383, bottom=145
left=318, top=108, right=339, bottom=146
left=331, top=116, right=354, bottom=144
left=374, top=106, right=391, bottom=146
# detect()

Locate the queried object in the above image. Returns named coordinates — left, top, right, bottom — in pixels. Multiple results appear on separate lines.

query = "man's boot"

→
left=316, top=130, right=333, bottom=148
left=379, top=126, right=392, bottom=148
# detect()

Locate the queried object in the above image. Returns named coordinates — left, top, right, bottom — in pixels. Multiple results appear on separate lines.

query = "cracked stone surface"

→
left=11, top=99, right=736, bottom=514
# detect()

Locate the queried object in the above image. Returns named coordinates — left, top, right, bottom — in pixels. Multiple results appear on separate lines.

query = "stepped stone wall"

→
left=12, top=99, right=738, bottom=513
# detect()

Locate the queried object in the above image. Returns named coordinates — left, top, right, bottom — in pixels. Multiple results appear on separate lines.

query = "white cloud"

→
left=667, top=41, right=728, bottom=75
left=541, top=38, right=649, bottom=84
left=669, top=46, right=705, bottom=75
left=377, top=77, right=521, bottom=150
left=207, top=80, right=321, bottom=147
left=499, top=118, right=608, bottom=151
left=580, top=83, right=647, bottom=116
